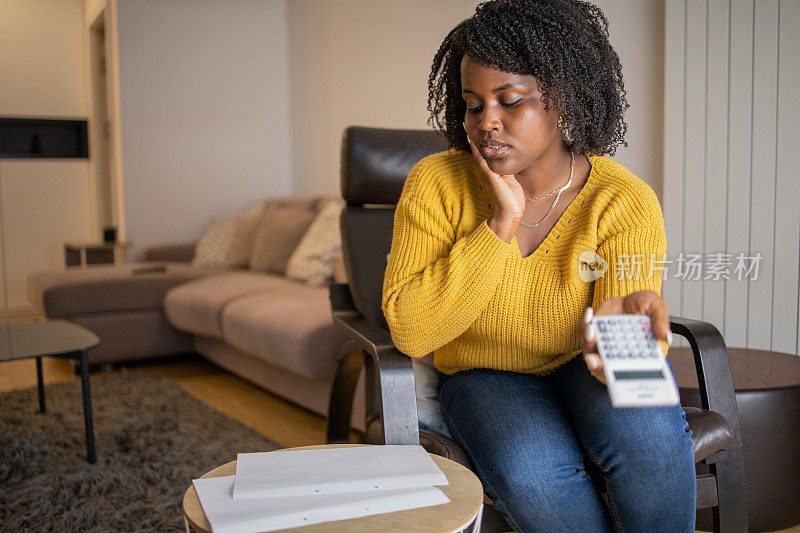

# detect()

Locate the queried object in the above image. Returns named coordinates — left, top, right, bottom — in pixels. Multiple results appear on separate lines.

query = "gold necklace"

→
left=519, top=152, right=575, bottom=228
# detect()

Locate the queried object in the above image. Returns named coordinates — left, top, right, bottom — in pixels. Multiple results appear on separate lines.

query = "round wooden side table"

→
left=182, top=444, right=484, bottom=533
left=670, top=347, right=800, bottom=532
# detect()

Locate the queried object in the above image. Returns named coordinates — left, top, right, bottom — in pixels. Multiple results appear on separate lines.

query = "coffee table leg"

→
left=78, top=350, right=96, bottom=464
left=36, top=356, right=46, bottom=412
left=457, top=505, right=483, bottom=533
left=473, top=504, right=483, bottom=533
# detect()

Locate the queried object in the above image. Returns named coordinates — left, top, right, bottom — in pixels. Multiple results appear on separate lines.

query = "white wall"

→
left=594, top=0, right=665, bottom=196
left=288, top=0, right=480, bottom=195
left=288, top=0, right=665, bottom=197
left=0, top=0, right=665, bottom=291
left=0, top=0, right=91, bottom=311
left=0, top=0, right=87, bottom=116
left=1, top=161, right=93, bottom=307
left=115, top=0, right=292, bottom=252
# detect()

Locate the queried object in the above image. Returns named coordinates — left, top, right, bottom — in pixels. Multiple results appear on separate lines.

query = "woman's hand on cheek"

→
left=464, top=124, right=525, bottom=242
left=580, top=291, right=673, bottom=381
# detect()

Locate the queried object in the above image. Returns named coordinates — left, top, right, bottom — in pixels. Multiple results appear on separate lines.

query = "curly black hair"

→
left=427, top=0, right=628, bottom=156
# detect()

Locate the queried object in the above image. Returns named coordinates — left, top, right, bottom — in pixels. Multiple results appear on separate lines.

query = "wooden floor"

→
left=1, top=348, right=797, bottom=532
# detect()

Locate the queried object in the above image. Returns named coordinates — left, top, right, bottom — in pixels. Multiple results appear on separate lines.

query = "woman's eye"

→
left=465, top=98, right=520, bottom=113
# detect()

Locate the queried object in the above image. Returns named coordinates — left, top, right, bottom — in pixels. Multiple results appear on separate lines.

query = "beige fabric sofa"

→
left=27, top=197, right=365, bottom=430
left=163, top=269, right=355, bottom=422
left=27, top=262, right=217, bottom=364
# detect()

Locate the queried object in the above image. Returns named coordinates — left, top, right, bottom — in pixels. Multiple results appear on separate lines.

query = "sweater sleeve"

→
left=591, top=218, right=669, bottom=356
left=382, top=164, right=515, bottom=358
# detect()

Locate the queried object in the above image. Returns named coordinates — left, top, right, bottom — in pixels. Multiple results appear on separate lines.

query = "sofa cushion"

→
left=164, top=271, right=288, bottom=338
left=192, top=211, right=261, bottom=269
left=249, top=205, right=316, bottom=274
left=27, top=263, right=217, bottom=318
left=220, top=279, right=345, bottom=379
left=286, top=200, right=344, bottom=286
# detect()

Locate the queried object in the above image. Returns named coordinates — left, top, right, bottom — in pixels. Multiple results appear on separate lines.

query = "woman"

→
left=381, top=1, right=695, bottom=531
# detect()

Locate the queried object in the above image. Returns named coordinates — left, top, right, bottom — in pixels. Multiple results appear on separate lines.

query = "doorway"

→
left=88, top=10, right=114, bottom=234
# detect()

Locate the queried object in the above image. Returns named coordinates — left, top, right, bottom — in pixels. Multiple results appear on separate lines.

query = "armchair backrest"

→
left=339, top=126, right=448, bottom=328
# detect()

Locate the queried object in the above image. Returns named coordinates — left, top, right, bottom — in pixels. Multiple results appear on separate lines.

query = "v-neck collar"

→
left=510, top=155, right=598, bottom=260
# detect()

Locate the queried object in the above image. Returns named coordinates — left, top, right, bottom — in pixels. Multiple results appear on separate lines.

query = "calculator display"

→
left=612, top=370, right=664, bottom=380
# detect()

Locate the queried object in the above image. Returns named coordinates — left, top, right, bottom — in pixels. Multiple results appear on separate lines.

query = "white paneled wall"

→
left=0, top=161, right=93, bottom=309
left=0, top=0, right=91, bottom=314
left=664, top=0, right=800, bottom=354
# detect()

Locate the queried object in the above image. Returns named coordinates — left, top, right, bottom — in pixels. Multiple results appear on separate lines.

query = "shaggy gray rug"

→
left=0, top=370, right=280, bottom=531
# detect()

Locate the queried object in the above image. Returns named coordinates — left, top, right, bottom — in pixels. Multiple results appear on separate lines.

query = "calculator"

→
left=592, top=314, right=680, bottom=408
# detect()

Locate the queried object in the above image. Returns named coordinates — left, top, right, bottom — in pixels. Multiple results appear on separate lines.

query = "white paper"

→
left=193, top=475, right=450, bottom=533
left=232, top=445, right=448, bottom=500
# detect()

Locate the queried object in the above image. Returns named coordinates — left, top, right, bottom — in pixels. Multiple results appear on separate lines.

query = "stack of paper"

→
left=192, top=445, right=451, bottom=532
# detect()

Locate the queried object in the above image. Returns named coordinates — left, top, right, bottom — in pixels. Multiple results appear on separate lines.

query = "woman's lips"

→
left=479, top=143, right=510, bottom=158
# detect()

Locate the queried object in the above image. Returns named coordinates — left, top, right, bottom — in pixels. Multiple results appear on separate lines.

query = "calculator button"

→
left=597, top=322, right=607, bottom=332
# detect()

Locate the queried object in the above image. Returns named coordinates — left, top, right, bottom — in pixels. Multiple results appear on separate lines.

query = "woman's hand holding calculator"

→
left=579, top=291, right=678, bottom=407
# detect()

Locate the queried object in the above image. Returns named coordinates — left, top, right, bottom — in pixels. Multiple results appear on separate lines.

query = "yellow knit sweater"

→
left=382, top=150, right=668, bottom=375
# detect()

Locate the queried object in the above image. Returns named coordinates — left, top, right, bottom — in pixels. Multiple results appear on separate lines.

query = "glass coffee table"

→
left=0, top=320, right=100, bottom=463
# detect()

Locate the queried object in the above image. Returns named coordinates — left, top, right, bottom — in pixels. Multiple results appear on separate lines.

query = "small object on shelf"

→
left=102, top=226, right=117, bottom=243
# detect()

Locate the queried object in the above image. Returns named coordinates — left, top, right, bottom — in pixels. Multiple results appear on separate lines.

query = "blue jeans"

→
left=438, top=355, right=695, bottom=533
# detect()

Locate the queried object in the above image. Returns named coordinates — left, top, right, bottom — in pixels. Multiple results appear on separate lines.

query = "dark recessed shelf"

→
left=0, top=117, right=89, bottom=159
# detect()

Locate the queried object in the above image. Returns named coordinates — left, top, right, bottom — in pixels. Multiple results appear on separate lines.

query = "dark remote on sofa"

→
left=132, top=265, right=168, bottom=274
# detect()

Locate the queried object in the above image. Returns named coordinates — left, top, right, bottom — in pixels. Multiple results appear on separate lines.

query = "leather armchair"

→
left=327, top=126, right=747, bottom=532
